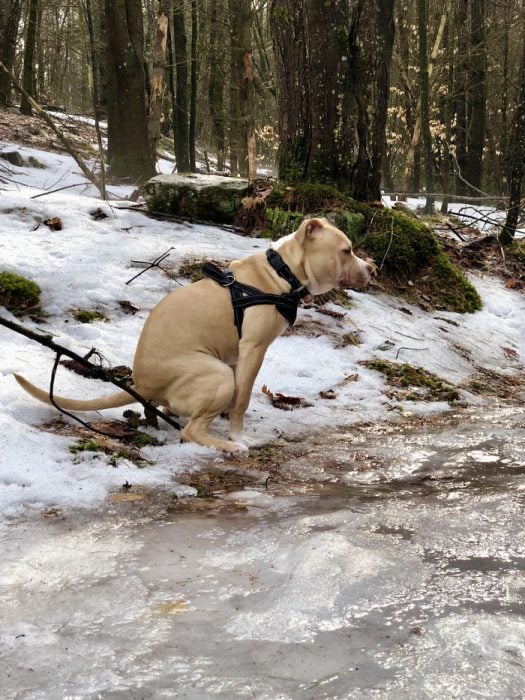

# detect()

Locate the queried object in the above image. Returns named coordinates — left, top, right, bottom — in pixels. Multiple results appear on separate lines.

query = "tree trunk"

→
left=228, top=0, right=252, bottom=177
left=147, top=2, right=169, bottom=163
left=417, top=0, right=434, bottom=213
left=270, top=0, right=310, bottom=181
left=270, top=0, right=394, bottom=200
left=20, top=0, right=40, bottom=115
left=171, top=0, right=191, bottom=172
left=0, top=0, right=22, bottom=106
left=105, top=0, right=155, bottom=182
left=453, top=0, right=469, bottom=195
left=501, top=1, right=525, bottom=243
left=464, top=0, right=486, bottom=192
left=208, top=0, right=226, bottom=171
left=189, top=0, right=198, bottom=171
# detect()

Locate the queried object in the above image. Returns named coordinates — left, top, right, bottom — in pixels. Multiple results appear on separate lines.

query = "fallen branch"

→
left=0, top=314, right=180, bottom=432
left=0, top=61, right=103, bottom=196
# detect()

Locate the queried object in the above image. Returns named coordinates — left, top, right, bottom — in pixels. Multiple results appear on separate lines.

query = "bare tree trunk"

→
left=208, top=0, right=226, bottom=171
left=189, top=0, right=198, bottom=171
left=105, top=0, right=155, bottom=182
left=0, top=0, right=22, bottom=106
left=147, top=2, right=169, bottom=163
left=418, top=0, right=434, bottom=213
left=20, top=0, right=40, bottom=115
left=501, top=0, right=525, bottom=243
left=464, top=0, right=486, bottom=191
left=171, top=0, right=190, bottom=172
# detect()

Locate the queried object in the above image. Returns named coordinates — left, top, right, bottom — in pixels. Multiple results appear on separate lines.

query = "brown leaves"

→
left=44, top=216, right=62, bottom=230
left=261, top=384, right=312, bottom=410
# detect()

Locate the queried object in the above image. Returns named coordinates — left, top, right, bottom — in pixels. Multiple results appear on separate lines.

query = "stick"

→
left=0, top=314, right=181, bottom=431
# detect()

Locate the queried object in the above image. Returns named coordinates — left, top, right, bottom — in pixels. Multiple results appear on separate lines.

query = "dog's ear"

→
left=295, top=217, right=325, bottom=243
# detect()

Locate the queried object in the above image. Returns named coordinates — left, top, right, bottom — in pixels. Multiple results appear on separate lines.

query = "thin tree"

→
left=501, top=0, right=525, bottom=243
left=20, top=0, right=40, bottom=115
left=417, top=0, right=434, bottom=213
left=171, top=0, right=191, bottom=172
left=189, top=0, right=198, bottom=171
left=0, top=0, right=22, bottom=106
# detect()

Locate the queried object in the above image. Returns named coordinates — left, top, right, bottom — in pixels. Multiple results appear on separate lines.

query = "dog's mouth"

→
left=339, top=272, right=372, bottom=290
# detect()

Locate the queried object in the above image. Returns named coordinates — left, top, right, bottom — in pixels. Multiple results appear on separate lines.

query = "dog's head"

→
left=275, top=217, right=374, bottom=295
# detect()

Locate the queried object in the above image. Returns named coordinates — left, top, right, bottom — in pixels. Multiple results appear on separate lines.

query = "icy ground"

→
left=2, top=404, right=524, bottom=699
left=1, top=136, right=525, bottom=697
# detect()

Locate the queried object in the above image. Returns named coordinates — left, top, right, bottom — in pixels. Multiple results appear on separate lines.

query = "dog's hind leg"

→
left=168, top=359, right=247, bottom=453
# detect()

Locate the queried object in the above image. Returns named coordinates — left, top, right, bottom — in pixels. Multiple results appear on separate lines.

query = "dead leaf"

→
left=154, top=600, right=189, bottom=615
left=261, top=384, right=313, bottom=411
left=344, top=373, right=359, bottom=382
left=110, top=492, right=144, bottom=503
left=319, top=389, right=337, bottom=400
left=43, top=216, right=62, bottom=230
left=42, top=507, right=63, bottom=518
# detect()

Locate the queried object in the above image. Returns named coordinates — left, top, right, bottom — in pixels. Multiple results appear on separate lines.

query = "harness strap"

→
left=201, top=258, right=304, bottom=337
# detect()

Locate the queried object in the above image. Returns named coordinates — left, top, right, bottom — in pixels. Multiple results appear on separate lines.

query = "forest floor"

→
left=1, top=110, right=525, bottom=698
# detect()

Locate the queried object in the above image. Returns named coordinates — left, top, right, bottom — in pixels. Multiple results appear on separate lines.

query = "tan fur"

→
left=15, top=218, right=372, bottom=453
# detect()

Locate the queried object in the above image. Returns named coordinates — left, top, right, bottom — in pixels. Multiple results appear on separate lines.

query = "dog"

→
left=15, top=217, right=373, bottom=453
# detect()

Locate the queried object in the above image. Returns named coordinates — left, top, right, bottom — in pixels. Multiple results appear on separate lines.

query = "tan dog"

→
left=15, top=217, right=372, bottom=453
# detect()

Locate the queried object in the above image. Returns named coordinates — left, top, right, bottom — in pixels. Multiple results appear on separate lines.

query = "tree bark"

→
left=417, top=0, right=434, bottom=213
left=208, top=0, right=226, bottom=171
left=189, top=0, right=198, bottom=171
left=501, top=1, right=525, bottom=243
left=464, top=0, right=487, bottom=192
left=147, top=2, right=169, bottom=163
left=105, top=0, right=155, bottom=182
left=0, top=0, right=22, bottom=106
left=20, top=0, right=40, bottom=115
left=171, top=0, right=190, bottom=172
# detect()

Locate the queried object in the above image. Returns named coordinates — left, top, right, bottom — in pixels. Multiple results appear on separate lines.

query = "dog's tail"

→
left=14, top=374, right=136, bottom=412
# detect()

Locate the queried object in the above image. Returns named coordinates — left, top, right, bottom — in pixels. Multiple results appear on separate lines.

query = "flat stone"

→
left=143, top=173, right=253, bottom=224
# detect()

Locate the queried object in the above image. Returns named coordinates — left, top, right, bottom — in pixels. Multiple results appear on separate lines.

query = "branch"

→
left=0, top=61, right=103, bottom=196
left=0, top=314, right=181, bottom=431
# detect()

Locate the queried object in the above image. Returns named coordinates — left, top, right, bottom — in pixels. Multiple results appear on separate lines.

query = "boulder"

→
left=143, top=173, right=253, bottom=224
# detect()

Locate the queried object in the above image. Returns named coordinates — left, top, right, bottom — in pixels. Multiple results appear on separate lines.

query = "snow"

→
left=1, top=141, right=524, bottom=522
left=1, top=137, right=525, bottom=698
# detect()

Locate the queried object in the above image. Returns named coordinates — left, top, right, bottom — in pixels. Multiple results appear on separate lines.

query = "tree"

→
left=270, top=0, right=395, bottom=200
left=417, top=0, right=434, bottom=213
left=0, top=0, right=22, bottom=106
left=105, top=0, right=155, bottom=182
left=208, top=0, right=226, bottom=171
left=20, top=0, right=40, bottom=115
left=170, top=0, right=191, bottom=172
left=501, top=0, right=525, bottom=243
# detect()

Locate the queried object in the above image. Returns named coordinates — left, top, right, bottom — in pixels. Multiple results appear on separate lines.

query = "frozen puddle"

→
left=2, top=405, right=525, bottom=699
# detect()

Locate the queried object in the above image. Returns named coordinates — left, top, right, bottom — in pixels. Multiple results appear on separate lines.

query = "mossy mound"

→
left=361, top=359, right=460, bottom=403
left=72, top=309, right=109, bottom=323
left=0, top=272, right=41, bottom=316
left=260, top=181, right=482, bottom=314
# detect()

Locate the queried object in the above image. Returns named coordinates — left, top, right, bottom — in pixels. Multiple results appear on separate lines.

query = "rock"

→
left=1, top=150, right=25, bottom=167
left=143, top=173, right=253, bottom=224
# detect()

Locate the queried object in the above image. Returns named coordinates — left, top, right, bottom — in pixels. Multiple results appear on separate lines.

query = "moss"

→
left=69, top=438, right=107, bottom=455
left=266, top=207, right=304, bottom=237
left=73, top=309, right=109, bottom=323
left=339, top=331, right=362, bottom=346
left=361, top=359, right=460, bottom=403
left=0, top=272, right=41, bottom=316
left=427, top=255, right=482, bottom=313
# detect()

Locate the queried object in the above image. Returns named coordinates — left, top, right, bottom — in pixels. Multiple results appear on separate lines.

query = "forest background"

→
left=0, top=0, right=524, bottom=240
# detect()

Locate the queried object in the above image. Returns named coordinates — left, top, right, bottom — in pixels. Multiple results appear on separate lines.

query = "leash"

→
left=202, top=249, right=309, bottom=337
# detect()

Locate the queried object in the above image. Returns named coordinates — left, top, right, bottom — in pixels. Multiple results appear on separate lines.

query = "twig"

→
left=30, top=182, right=91, bottom=199
left=126, top=247, right=175, bottom=285
left=379, top=216, right=395, bottom=271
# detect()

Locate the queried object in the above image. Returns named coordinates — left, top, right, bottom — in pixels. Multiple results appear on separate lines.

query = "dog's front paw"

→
left=228, top=441, right=250, bottom=454
left=229, top=432, right=258, bottom=448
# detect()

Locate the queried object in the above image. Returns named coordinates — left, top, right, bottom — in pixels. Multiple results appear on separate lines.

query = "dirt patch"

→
left=0, top=108, right=98, bottom=156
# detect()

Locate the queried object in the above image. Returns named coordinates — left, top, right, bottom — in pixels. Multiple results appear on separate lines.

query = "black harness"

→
left=202, top=249, right=309, bottom=337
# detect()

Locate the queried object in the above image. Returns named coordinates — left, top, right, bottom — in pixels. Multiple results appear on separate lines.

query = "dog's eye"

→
left=342, top=248, right=352, bottom=256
